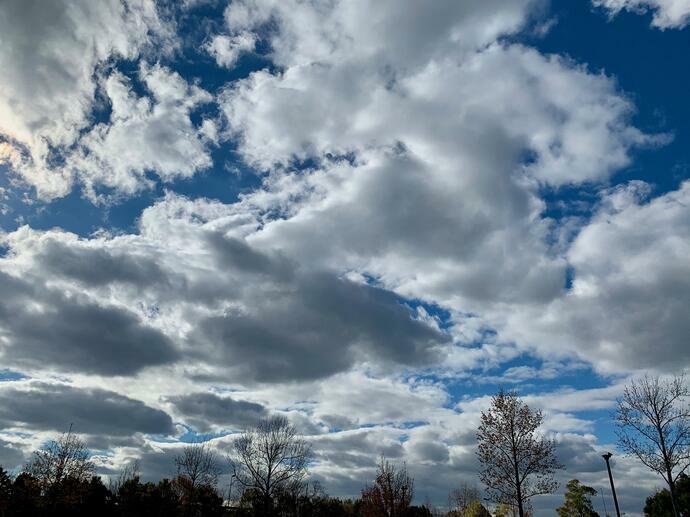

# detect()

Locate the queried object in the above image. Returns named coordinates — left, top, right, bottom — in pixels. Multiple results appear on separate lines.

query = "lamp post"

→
left=602, top=453, right=621, bottom=517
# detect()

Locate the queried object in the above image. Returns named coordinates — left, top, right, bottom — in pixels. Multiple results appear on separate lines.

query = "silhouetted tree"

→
left=173, top=442, right=222, bottom=516
left=0, top=466, right=11, bottom=517
left=116, top=476, right=181, bottom=517
left=230, top=415, right=313, bottom=515
left=476, top=389, right=562, bottom=517
left=174, top=442, right=221, bottom=490
left=405, top=505, right=433, bottom=517
left=616, top=374, right=690, bottom=517
left=360, top=456, right=414, bottom=517
left=556, top=480, right=599, bottom=517
left=109, top=459, right=140, bottom=494
left=9, top=473, right=41, bottom=517
left=25, top=427, right=94, bottom=494
left=644, top=473, right=690, bottom=517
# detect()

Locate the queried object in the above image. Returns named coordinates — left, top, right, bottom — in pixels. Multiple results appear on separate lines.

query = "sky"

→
left=0, top=0, right=689, bottom=513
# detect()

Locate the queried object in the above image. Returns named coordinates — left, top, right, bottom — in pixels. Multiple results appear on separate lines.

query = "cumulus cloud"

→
left=593, top=0, right=690, bottom=28
left=69, top=64, right=215, bottom=201
left=222, top=44, right=651, bottom=183
left=0, top=0, right=172, bottom=198
left=0, top=439, right=26, bottom=470
left=206, top=32, right=257, bottom=68
left=220, top=0, right=542, bottom=70
left=502, top=181, right=690, bottom=372
left=213, top=0, right=658, bottom=341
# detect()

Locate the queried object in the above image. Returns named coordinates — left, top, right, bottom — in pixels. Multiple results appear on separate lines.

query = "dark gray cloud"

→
left=0, top=439, right=26, bottom=470
left=556, top=434, right=606, bottom=474
left=196, top=268, right=449, bottom=383
left=0, top=383, right=174, bottom=436
left=0, top=271, right=178, bottom=376
left=408, top=439, right=450, bottom=464
left=206, top=232, right=294, bottom=280
left=168, top=392, right=268, bottom=432
left=36, top=239, right=168, bottom=287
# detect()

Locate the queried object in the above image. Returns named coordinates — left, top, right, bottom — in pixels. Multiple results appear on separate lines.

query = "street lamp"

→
left=602, top=453, right=621, bottom=517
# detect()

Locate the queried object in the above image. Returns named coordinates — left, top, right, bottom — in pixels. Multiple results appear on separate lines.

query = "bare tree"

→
left=229, top=415, right=312, bottom=514
left=174, top=442, right=221, bottom=489
left=109, top=459, right=140, bottom=493
left=448, top=482, right=481, bottom=515
left=616, top=374, right=690, bottom=517
left=26, top=426, right=95, bottom=492
left=360, top=455, right=414, bottom=517
left=476, top=389, right=562, bottom=517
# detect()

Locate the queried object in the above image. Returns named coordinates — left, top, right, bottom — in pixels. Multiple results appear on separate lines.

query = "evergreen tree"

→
left=556, top=480, right=599, bottom=517
left=644, top=474, right=690, bottom=517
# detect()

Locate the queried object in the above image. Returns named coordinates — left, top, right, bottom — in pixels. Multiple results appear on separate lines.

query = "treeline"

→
left=0, top=374, right=688, bottom=517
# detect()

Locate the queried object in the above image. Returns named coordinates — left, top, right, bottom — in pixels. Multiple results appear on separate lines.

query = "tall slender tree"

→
left=476, top=389, right=563, bottom=517
left=616, top=374, right=690, bottom=517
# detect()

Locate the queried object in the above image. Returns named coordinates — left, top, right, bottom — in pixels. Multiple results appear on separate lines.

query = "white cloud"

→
left=594, top=0, right=690, bottom=28
left=218, top=41, right=659, bottom=368
left=502, top=181, right=690, bottom=372
left=221, top=0, right=542, bottom=70
left=68, top=64, right=214, bottom=201
left=0, top=0, right=172, bottom=199
left=222, top=44, right=653, bottom=183
left=206, top=32, right=257, bottom=68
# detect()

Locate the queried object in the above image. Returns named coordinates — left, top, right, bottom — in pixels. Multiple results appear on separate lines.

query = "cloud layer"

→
left=0, top=0, right=687, bottom=513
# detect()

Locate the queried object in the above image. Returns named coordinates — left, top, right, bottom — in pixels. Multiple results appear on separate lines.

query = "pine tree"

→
left=556, top=480, right=599, bottom=517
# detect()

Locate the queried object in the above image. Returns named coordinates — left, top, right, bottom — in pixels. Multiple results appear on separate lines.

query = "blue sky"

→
left=0, top=0, right=689, bottom=514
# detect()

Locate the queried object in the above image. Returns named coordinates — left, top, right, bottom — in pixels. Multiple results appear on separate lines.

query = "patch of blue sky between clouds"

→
left=529, top=0, right=690, bottom=198
left=0, top=370, right=28, bottom=382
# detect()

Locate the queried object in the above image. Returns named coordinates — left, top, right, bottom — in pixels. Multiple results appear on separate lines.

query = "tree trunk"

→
left=667, top=468, right=679, bottom=517
left=516, top=487, right=524, bottom=517
left=511, top=418, right=524, bottom=517
left=658, top=425, right=679, bottom=517
left=514, top=452, right=524, bottom=517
